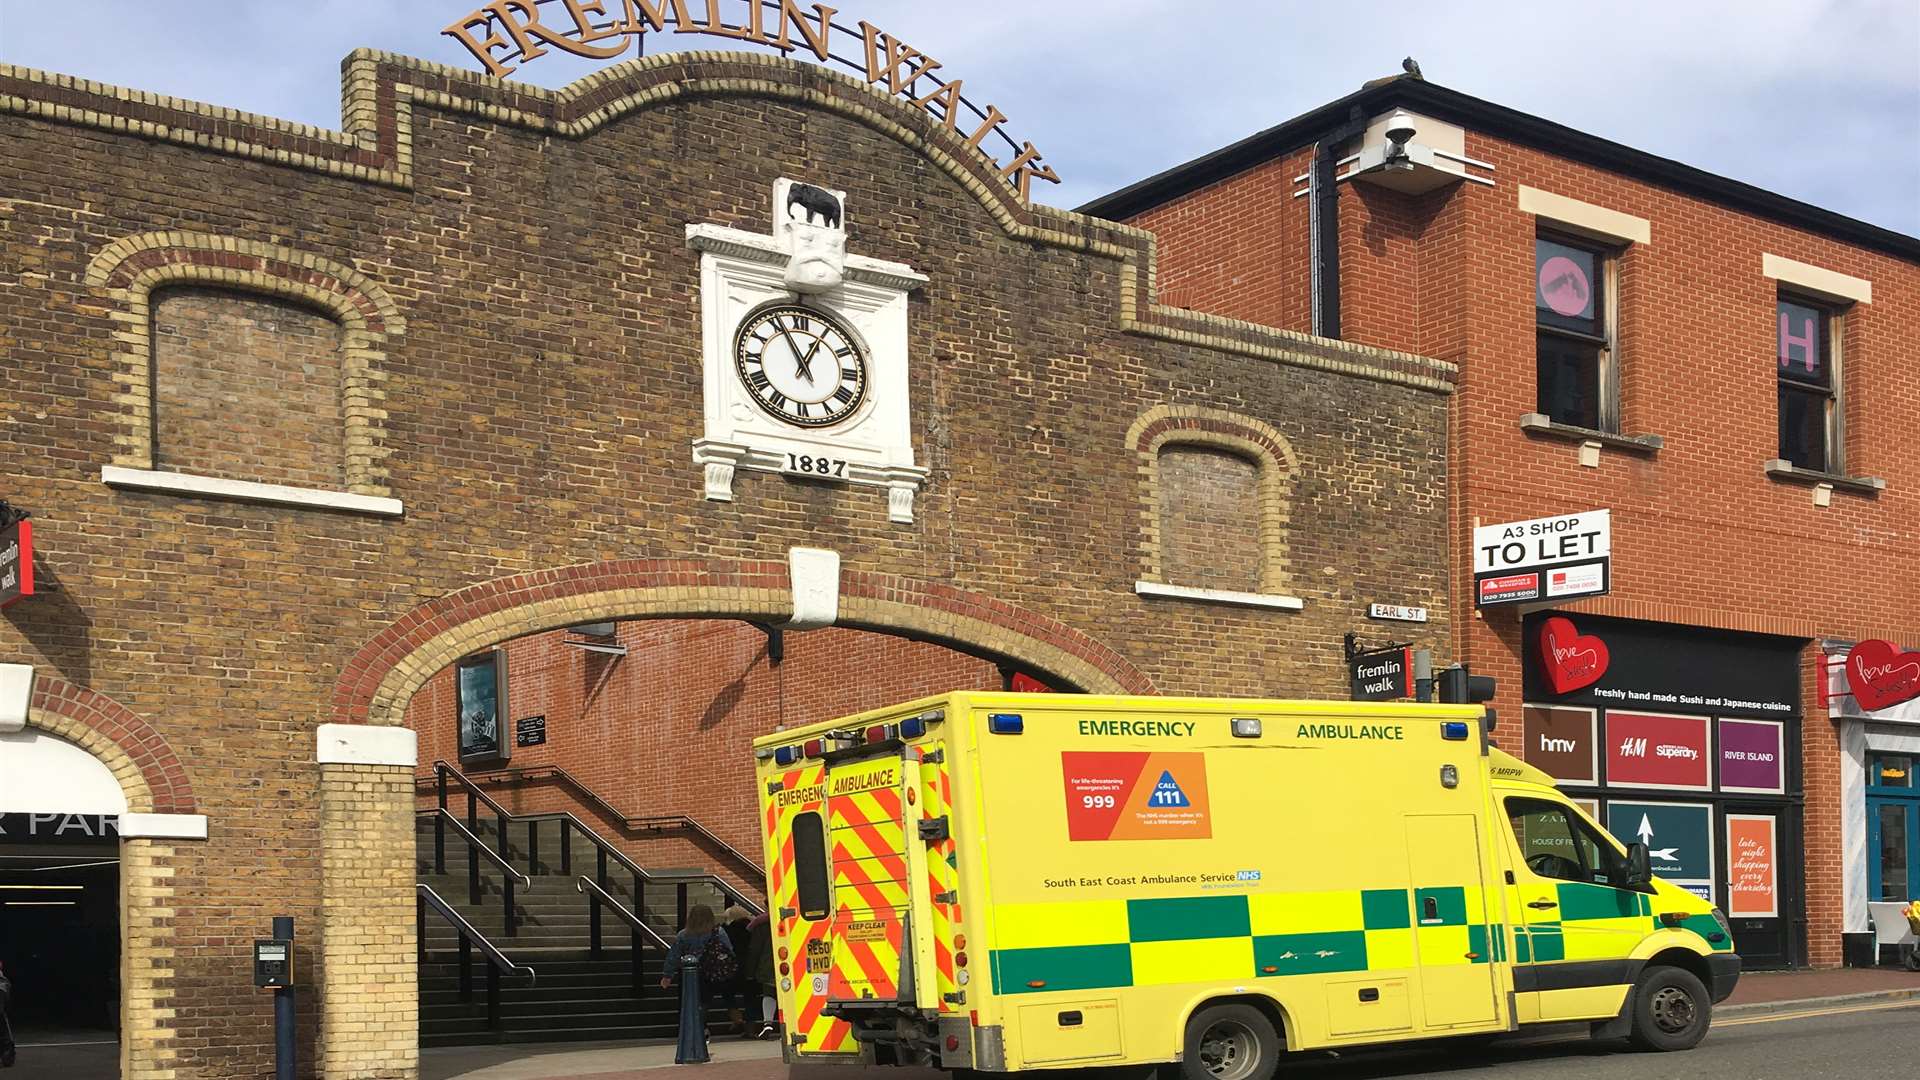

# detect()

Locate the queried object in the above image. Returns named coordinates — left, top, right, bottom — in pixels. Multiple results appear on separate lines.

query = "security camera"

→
left=1383, top=110, right=1418, bottom=169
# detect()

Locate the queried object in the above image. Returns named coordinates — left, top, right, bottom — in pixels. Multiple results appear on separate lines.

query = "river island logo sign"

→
left=1846, top=639, right=1920, bottom=712
left=1539, top=615, right=1609, bottom=695
left=442, top=0, right=1060, bottom=200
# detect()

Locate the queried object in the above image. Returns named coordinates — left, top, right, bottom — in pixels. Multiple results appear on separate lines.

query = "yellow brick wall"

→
left=319, top=765, right=417, bottom=1079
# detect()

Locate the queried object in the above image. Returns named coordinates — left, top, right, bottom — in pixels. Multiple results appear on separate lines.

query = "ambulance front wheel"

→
left=1627, top=965, right=1712, bottom=1052
left=1182, top=1004, right=1281, bottom=1080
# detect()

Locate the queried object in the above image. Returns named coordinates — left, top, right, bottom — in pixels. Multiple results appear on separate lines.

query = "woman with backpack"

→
left=660, top=904, right=734, bottom=1064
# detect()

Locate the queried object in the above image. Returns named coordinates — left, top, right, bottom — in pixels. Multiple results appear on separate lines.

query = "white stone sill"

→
left=1134, top=580, right=1305, bottom=612
left=101, top=466, right=403, bottom=517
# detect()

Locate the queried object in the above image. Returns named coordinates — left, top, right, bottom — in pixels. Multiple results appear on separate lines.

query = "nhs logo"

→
left=1235, top=870, right=1262, bottom=882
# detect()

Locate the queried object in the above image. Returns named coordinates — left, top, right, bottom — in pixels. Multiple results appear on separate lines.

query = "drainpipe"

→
left=1310, top=111, right=1373, bottom=339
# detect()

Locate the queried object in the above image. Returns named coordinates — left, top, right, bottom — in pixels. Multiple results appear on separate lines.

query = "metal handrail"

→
left=420, top=809, right=533, bottom=891
left=417, top=883, right=535, bottom=1034
left=435, top=760, right=515, bottom=821
left=419, top=807, right=530, bottom=937
left=420, top=762, right=764, bottom=879
left=577, top=876, right=674, bottom=951
left=524, top=810, right=761, bottom=916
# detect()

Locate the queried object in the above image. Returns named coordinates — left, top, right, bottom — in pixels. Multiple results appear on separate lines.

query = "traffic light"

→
left=1437, top=664, right=1498, bottom=728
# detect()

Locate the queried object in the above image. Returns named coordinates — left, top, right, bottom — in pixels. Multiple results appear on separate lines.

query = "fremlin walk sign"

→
left=442, top=0, right=1061, bottom=199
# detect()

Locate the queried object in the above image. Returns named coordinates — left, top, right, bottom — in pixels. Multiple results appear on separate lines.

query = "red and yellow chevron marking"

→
left=919, top=747, right=963, bottom=1012
left=761, top=763, right=854, bottom=1056
left=827, top=755, right=909, bottom=1002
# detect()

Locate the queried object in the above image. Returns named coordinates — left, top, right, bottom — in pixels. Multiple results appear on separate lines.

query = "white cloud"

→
left=0, top=0, right=1913, bottom=230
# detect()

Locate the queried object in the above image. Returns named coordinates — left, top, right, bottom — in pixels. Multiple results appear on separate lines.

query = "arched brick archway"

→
left=26, top=677, right=199, bottom=815
left=330, top=558, right=1155, bottom=729
left=17, top=679, right=199, bottom=1080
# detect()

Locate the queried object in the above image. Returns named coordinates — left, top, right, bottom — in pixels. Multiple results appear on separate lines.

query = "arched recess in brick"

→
left=19, top=678, right=197, bottom=1080
left=331, top=559, right=1155, bottom=729
left=23, top=676, right=198, bottom=815
left=84, top=231, right=405, bottom=497
left=1127, top=404, right=1301, bottom=596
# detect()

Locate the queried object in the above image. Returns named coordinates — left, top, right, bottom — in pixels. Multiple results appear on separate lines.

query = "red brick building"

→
left=1085, top=73, right=1920, bottom=969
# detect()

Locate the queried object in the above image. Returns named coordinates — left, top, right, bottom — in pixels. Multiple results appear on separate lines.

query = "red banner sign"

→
left=1605, top=711, right=1710, bottom=790
left=1846, top=640, right=1920, bottom=712
left=0, top=519, right=32, bottom=609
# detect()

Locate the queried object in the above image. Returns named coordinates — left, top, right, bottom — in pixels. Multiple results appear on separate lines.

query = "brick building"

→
left=1084, top=73, right=1920, bottom=970
left=0, top=41, right=1458, bottom=1079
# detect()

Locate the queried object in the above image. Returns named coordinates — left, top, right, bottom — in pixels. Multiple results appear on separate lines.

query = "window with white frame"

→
left=1775, top=295, right=1840, bottom=473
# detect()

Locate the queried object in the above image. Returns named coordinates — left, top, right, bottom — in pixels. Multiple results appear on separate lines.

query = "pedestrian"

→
left=719, top=906, right=755, bottom=1035
left=743, top=911, right=778, bottom=1039
left=660, top=904, right=733, bottom=1064
left=0, top=958, right=16, bottom=1069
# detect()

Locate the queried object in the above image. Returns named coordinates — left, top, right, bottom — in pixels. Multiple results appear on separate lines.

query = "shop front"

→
left=1825, top=641, right=1920, bottom=963
left=1519, top=611, right=1805, bottom=969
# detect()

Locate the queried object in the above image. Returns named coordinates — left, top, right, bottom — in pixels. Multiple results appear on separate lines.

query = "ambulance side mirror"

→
left=1624, top=843, right=1653, bottom=889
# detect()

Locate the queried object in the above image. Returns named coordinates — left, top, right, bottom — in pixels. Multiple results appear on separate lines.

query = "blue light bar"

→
left=899, top=716, right=927, bottom=740
left=773, top=745, right=798, bottom=767
left=988, top=713, right=1024, bottom=735
left=1441, top=721, right=1471, bottom=741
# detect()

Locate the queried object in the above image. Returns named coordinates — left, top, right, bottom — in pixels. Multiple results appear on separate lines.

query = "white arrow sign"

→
left=1636, top=813, right=1678, bottom=860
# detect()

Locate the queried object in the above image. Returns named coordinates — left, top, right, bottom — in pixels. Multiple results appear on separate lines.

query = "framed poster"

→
left=456, top=650, right=509, bottom=764
left=1726, top=814, right=1779, bottom=918
left=1522, top=703, right=1599, bottom=784
left=1604, top=711, right=1711, bottom=791
left=1607, top=800, right=1715, bottom=900
left=1718, top=718, right=1786, bottom=794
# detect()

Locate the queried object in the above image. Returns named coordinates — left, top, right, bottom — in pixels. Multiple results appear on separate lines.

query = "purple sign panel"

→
left=1719, top=718, right=1785, bottom=794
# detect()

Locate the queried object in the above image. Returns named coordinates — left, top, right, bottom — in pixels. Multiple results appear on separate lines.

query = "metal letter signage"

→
left=0, top=516, right=32, bottom=609
left=441, top=1, right=1060, bottom=201
left=1471, top=509, right=1610, bottom=608
left=1845, top=639, right=1920, bottom=712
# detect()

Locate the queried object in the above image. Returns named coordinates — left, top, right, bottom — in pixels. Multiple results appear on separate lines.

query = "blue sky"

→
left=1, top=1, right=1915, bottom=234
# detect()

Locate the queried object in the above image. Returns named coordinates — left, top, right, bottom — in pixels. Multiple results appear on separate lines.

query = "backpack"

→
left=700, top=930, right=738, bottom=983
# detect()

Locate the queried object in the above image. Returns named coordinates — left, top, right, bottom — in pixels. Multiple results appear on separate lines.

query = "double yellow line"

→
left=1718, top=997, right=1920, bottom=1027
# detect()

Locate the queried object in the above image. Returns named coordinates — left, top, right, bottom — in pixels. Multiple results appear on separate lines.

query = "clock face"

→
left=733, top=303, right=869, bottom=428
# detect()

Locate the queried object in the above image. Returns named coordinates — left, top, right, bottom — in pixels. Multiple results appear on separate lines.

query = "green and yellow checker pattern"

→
left=989, top=888, right=1503, bottom=995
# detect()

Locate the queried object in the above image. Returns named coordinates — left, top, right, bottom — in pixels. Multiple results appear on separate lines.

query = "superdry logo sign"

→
left=1605, top=712, right=1710, bottom=790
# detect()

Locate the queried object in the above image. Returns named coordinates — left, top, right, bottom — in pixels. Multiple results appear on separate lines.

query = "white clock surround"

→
left=688, top=180, right=929, bottom=524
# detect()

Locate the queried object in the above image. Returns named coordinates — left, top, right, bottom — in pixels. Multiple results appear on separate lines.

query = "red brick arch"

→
left=26, top=677, right=198, bottom=814
left=330, top=559, right=1156, bottom=727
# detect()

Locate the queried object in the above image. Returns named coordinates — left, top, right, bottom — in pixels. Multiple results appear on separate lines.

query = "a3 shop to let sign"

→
left=1472, top=510, right=1610, bottom=607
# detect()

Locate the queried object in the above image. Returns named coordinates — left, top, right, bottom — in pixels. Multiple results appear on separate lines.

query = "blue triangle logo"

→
left=1149, top=770, right=1191, bottom=807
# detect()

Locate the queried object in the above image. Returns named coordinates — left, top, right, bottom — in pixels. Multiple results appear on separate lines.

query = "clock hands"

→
left=794, top=336, right=828, bottom=382
left=774, top=321, right=815, bottom=382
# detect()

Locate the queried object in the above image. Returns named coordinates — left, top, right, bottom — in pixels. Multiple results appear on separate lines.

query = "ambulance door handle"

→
left=1527, top=900, right=1558, bottom=910
left=1059, top=1011, right=1083, bottom=1027
left=1358, top=988, right=1380, bottom=1002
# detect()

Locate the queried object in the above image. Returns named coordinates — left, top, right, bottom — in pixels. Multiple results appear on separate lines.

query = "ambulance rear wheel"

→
left=1182, top=1004, right=1279, bottom=1080
left=1627, top=965, right=1711, bottom=1051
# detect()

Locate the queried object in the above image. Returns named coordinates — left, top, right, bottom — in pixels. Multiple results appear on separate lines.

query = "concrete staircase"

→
left=415, top=814, right=754, bottom=1047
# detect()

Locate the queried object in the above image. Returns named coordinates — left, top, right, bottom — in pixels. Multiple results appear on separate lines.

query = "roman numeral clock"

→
left=688, top=179, right=929, bottom=523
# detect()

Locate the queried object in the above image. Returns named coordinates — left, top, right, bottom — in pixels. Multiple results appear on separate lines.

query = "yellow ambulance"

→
left=752, top=693, right=1739, bottom=1078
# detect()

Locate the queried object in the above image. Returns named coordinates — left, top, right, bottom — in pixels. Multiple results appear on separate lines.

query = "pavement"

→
left=416, top=967, right=1920, bottom=1080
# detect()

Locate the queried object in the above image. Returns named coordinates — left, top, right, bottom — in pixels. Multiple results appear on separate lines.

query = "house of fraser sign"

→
left=444, top=0, right=1061, bottom=200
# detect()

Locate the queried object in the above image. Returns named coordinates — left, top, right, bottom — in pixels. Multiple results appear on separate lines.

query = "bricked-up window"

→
left=1777, top=295, right=1840, bottom=472
left=1158, top=445, right=1262, bottom=593
left=152, top=287, right=347, bottom=490
left=1535, top=236, right=1615, bottom=431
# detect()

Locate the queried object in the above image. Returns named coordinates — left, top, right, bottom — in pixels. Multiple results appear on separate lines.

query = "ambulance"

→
left=752, top=693, right=1740, bottom=1079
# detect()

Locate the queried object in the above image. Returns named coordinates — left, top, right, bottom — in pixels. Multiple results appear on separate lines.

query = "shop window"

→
left=1776, top=295, right=1841, bottom=473
left=1157, top=444, right=1262, bottom=594
left=152, top=287, right=347, bottom=490
left=1535, top=235, right=1616, bottom=432
left=1870, top=754, right=1912, bottom=789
